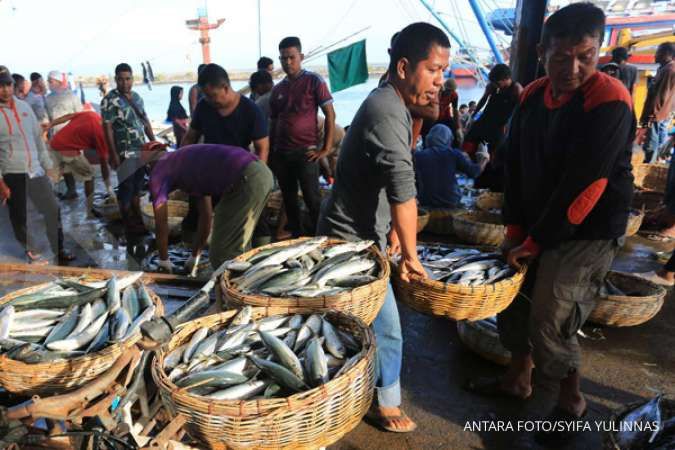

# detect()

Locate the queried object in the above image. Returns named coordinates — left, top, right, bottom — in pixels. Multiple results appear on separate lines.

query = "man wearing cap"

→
left=45, top=70, right=87, bottom=201
left=101, top=63, right=157, bottom=235
left=0, top=66, right=74, bottom=263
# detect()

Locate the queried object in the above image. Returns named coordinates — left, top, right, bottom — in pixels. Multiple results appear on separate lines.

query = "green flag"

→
left=327, top=39, right=368, bottom=93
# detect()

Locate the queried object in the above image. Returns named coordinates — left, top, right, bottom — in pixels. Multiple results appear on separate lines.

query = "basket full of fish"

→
left=391, top=243, right=526, bottom=321
left=457, top=316, right=511, bottom=366
left=218, top=237, right=389, bottom=325
left=152, top=306, right=375, bottom=450
left=590, top=271, right=666, bottom=328
left=0, top=272, right=163, bottom=395
left=605, top=395, right=675, bottom=449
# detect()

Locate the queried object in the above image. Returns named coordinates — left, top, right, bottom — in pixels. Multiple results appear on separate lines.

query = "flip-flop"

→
left=463, top=377, right=531, bottom=400
left=534, top=406, right=587, bottom=445
left=365, top=407, right=418, bottom=433
left=26, top=251, right=49, bottom=265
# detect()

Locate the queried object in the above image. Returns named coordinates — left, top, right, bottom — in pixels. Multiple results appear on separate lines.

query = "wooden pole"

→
left=510, top=0, right=548, bottom=86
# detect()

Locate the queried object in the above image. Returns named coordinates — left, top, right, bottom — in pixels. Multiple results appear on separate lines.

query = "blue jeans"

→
left=372, top=283, right=403, bottom=407
left=116, top=157, right=146, bottom=209
left=643, top=120, right=669, bottom=163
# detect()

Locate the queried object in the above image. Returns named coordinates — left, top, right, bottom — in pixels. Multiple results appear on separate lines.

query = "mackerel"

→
left=322, top=240, right=374, bottom=259
left=110, top=307, right=131, bottom=341
left=230, top=306, right=252, bottom=326
left=305, top=337, right=329, bottom=386
left=47, top=312, right=109, bottom=351
left=183, top=327, right=209, bottom=363
left=312, top=258, right=376, bottom=287
left=86, top=323, right=110, bottom=353
left=248, top=355, right=308, bottom=392
left=0, top=306, right=14, bottom=339
left=207, top=379, right=269, bottom=400
left=121, top=304, right=155, bottom=341
left=122, top=286, right=140, bottom=320
left=44, top=305, right=79, bottom=345
left=13, top=309, right=63, bottom=321
left=69, top=303, right=93, bottom=336
left=259, top=330, right=304, bottom=380
left=322, top=319, right=345, bottom=359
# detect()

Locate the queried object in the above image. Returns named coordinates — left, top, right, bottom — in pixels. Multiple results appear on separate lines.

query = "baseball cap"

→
left=0, top=66, right=13, bottom=85
left=47, top=70, right=64, bottom=81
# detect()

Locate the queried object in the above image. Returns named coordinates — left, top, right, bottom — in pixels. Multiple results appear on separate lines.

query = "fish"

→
left=225, top=261, right=252, bottom=272
left=259, top=330, right=304, bottom=380
left=322, top=240, right=374, bottom=259
left=248, top=355, right=308, bottom=392
left=0, top=306, right=14, bottom=339
left=207, top=379, right=270, bottom=400
left=191, top=332, right=220, bottom=360
left=249, top=237, right=327, bottom=271
left=304, top=337, right=328, bottom=387
left=259, top=269, right=309, bottom=295
left=13, top=309, right=64, bottom=321
left=122, top=286, right=140, bottom=320
left=121, top=304, right=155, bottom=341
left=282, top=329, right=298, bottom=349
left=44, top=305, right=80, bottom=345
left=69, top=302, right=93, bottom=337
left=110, top=307, right=131, bottom=341
left=230, top=306, right=253, bottom=326
left=287, top=315, right=304, bottom=330
left=105, top=277, right=121, bottom=312
left=322, top=319, right=345, bottom=359
left=246, top=327, right=291, bottom=344
left=86, top=323, right=110, bottom=353
left=232, top=265, right=285, bottom=292
left=328, top=275, right=378, bottom=288
left=183, top=327, right=209, bottom=363
left=137, top=284, right=153, bottom=310
left=0, top=338, right=27, bottom=352
left=47, top=312, right=109, bottom=352
left=450, top=259, right=501, bottom=275
left=615, top=396, right=662, bottom=449
left=175, top=369, right=248, bottom=389
left=312, top=258, right=376, bottom=287
left=7, top=286, right=107, bottom=311
left=256, top=315, right=289, bottom=332
left=264, top=383, right=283, bottom=398
left=217, top=324, right=254, bottom=352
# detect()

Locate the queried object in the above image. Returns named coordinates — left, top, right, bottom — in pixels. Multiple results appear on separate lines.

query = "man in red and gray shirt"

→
left=270, top=36, right=336, bottom=237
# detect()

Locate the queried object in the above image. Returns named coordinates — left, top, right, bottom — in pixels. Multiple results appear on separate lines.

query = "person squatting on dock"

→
left=466, top=3, right=635, bottom=444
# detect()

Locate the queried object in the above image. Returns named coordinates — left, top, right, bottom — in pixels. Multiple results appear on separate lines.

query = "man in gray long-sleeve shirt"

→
left=0, top=66, right=73, bottom=263
left=318, top=22, right=450, bottom=433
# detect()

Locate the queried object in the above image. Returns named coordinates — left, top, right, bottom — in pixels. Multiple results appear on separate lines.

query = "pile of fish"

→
left=416, top=244, right=515, bottom=286
left=614, top=395, right=675, bottom=449
left=162, top=307, right=364, bottom=400
left=225, top=237, right=380, bottom=298
left=0, top=273, right=156, bottom=363
left=145, top=247, right=211, bottom=276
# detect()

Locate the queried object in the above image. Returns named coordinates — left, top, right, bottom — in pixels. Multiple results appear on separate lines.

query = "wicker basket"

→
left=457, top=319, right=511, bottom=366
left=589, top=271, right=666, bottom=327
left=633, top=163, right=668, bottom=193
left=151, top=308, right=376, bottom=450
left=168, top=190, right=189, bottom=202
left=632, top=188, right=663, bottom=213
left=475, top=192, right=504, bottom=212
left=417, top=208, right=430, bottom=233
left=452, top=211, right=505, bottom=246
left=604, top=397, right=674, bottom=449
left=141, top=200, right=189, bottom=237
left=218, top=238, right=389, bottom=325
left=391, top=250, right=526, bottom=321
left=625, top=209, right=645, bottom=237
left=425, top=208, right=458, bottom=235
left=0, top=275, right=164, bottom=396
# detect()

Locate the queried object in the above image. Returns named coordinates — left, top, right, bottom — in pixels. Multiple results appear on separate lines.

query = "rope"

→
left=316, top=0, right=361, bottom=47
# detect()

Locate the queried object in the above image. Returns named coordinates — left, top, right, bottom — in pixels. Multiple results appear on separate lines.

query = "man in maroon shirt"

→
left=270, top=36, right=336, bottom=237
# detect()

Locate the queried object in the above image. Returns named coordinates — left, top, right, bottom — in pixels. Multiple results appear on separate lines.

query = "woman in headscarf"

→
left=167, top=86, right=189, bottom=147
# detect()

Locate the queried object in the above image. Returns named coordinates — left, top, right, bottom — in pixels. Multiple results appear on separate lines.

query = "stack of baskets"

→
left=152, top=308, right=375, bottom=450
left=424, top=209, right=457, bottom=235
left=0, top=274, right=164, bottom=396
left=417, top=207, right=430, bottom=233
left=452, top=211, right=505, bottom=246
left=457, top=319, right=511, bottom=366
left=391, top=246, right=526, bottom=321
left=589, top=271, right=666, bottom=327
left=141, top=199, right=189, bottom=237
left=475, top=192, right=504, bottom=212
left=633, top=163, right=668, bottom=193
left=218, top=237, right=389, bottom=325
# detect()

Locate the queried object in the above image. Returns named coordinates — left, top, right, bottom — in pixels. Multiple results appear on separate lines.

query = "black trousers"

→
left=4, top=173, right=64, bottom=255
left=271, top=149, right=321, bottom=237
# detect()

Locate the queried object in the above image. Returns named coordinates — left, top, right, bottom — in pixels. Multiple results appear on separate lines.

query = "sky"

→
left=0, top=0, right=515, bottom=77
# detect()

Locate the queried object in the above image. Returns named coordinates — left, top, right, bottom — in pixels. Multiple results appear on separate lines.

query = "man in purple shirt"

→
left=270, top=36, right=336, bottom=237
left=148, top=144, right=273, bottom=273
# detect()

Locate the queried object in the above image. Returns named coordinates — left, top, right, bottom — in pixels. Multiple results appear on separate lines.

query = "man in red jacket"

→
left=466, top=3, right=634, bottom=444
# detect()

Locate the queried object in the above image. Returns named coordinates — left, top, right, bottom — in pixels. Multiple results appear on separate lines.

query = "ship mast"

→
left=185, top=3, right=225, bottom=64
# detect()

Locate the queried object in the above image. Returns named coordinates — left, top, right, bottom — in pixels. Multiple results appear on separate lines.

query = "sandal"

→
left=534, top=406, right=587, bottom=445
left=463, top=377, right=531, bottom=400
left=26, top=251, right=49, bottom=265
left=365, top=406, right=417, bottom=433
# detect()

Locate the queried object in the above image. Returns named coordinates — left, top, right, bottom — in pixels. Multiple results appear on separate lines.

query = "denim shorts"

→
left=116, top=157, right=146, bottom=207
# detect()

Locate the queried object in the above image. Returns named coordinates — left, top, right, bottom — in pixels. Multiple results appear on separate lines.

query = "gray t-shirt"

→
left=317, top=82, right=415, bottom=250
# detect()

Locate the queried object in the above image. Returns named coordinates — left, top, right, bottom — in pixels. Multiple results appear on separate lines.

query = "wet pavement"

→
left=0, top=178, right=674, bottom=449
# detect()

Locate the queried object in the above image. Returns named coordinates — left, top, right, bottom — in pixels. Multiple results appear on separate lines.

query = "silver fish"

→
left=44, top=305, right=80, bottom=345
left=259, top=330, right=304, bottom=380
left=328, top=274, right=378, bottom=288
left=256, top=315, right=289, bottom=332
left=183, top=327, right=209, bottom=363
left=0, top=306, right=14, bottom=339
left=137, top=284, right=153, bottom=310
left=208, top=356, right=248, bottom=376
left=105, top=277, right=121, bottom=312
left=248, top=355, right=308, bottom=392
left=226, top=261, right=252, bottom=272
left=85, top=323, right=110, bottom=353
left=450, top=259, right=501, bottom=274
left=168, top=366, right=187, bottom=382
left=47, top=312, right=109, bottom=351
left=287, top=314, right=304, bottom=330
left=175, top=369, right=248, bottom=389
left=13, top=309, right=63, bottom=321
left=217, top=324, right=253, bottom=352
left=121, top=304, right=155, bottom=341
left=249, top=237, right=327, bottom=271
left=164, top=344, right=187, bottom=369
left=322, top=319, right=345, bottom=359
left=246, top=327, right=291, bottom=344
left=283, top=329, right=298, bottom=349
left=122, top=286, right=140, bottom=320
left=230, top=306, right=253, bottom=326
left=233, top=265, right=285, bottom=292
left=323, top=240, right=374, bottom=259
left=191, top=332, right=220, bottom=360
left=259, top=269, right=309, bottom=295
left=110, top=307, right=131, bottom=341
left=313, top=258, right=376, bottom=287
left=305, top=337, right=329, bottom=387
left=207, top=379, right=269, bottom=400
